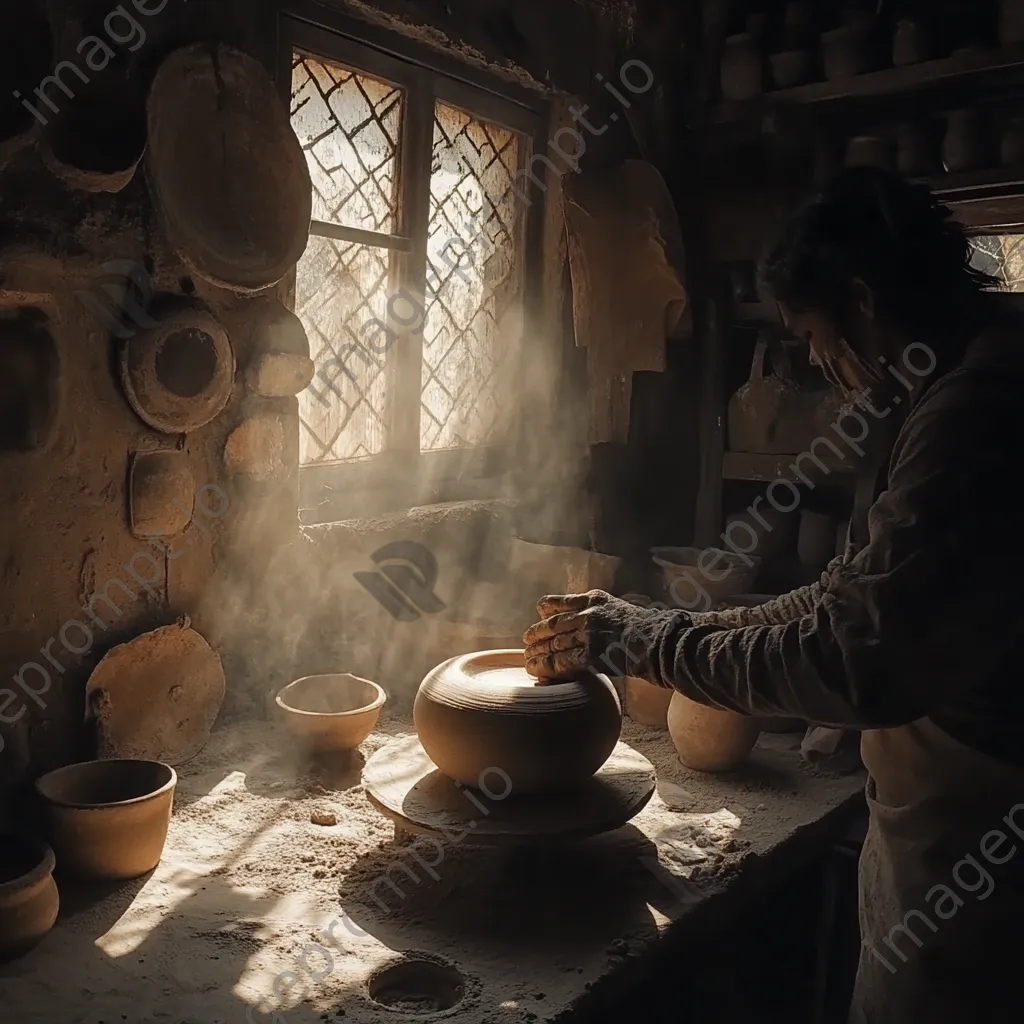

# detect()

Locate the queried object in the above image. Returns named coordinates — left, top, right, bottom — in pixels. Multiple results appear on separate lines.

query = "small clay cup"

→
left=277, top=673, right=387, bottom=754
left=667, top=692, right=760, bottom=772
left=0, top=834, right=58, bottom=962
left=414, top=650, right=622, bottom=794
left=35, top=759, right=176, bottom=881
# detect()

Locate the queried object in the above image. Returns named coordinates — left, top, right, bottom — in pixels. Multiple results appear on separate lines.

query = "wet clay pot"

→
left=0, top=834, right=58, bottom=962
left=35, top=760, right=176, bottom=881
left=623, top=677, right=672, bottom=730
left=667, top=692, right=760, bottom=772
left=720, top=34, right=764, bottom=101
left=277, top=673, right=386, bottom=754
left=414, top=650, right=622, bottom=794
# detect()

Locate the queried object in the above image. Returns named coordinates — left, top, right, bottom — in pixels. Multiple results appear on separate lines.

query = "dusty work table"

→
left=2, top=711, right=866, bottom=1024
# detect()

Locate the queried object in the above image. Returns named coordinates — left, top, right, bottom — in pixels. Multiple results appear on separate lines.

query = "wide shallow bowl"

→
left=667, top=692, right=760, bottom=772
left=414, top=650, right=622, bottom=795
left=0, top=833, right=58, bottom=961
left=276, top=673, right=387, bottom=754
left=35, top=760, right=176, bottom=881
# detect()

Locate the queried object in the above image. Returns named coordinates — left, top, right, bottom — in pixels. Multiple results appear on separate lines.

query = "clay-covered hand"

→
left=522, top=591, right=687, bottom=682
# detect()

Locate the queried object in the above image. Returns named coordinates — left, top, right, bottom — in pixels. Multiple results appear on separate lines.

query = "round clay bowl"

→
left=276, top=674, right=387, bottom=754
left=623, top=677, right=672, bottom=730
left=667, top=692, right=760, bottom=773
left=35, top=760, right=176, bottom=881
left=0, top=834, right=58, bottom=962
left=414, top=650, right=622, bottom=795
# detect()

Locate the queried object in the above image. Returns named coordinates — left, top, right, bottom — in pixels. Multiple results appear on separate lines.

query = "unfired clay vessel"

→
left=277, top=673, right=387, bottom=754
left=35, top=760, right=176, bottom=881
left=624, top=677, right=672, bottom=730
left=414, top=650, right=622, bottom=794
left=0, top=834, right=58, bottom=962
left=667, top=692, right=760, bottom=772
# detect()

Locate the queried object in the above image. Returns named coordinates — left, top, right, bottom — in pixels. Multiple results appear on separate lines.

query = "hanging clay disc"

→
left=146, top=43, right=313, bottom=293
left=120, top=307, right=235, bottom=433
left=85, top=620, right=225, bottom=765
left=223, top=414, right=289, bottom=480
left=128, top=450, right=194, bottom=538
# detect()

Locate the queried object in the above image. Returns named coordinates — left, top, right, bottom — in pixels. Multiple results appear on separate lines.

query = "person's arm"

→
left=689, top=563, right=841, bottom=629
left=645, top=383, right=1008, bottom=728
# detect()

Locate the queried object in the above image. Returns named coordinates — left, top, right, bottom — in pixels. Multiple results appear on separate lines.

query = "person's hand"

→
left=522, top=590, right=682, bottom=682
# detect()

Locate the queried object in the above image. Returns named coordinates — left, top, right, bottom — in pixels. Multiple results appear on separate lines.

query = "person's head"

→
left=759, top=167, right=999, bottom=393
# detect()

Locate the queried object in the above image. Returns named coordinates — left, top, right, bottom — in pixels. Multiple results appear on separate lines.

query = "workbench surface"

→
left=2, top=711, right=865, bottom=1024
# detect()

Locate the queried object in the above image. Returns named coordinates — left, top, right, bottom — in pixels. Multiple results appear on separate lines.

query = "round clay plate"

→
left=85, top=622, right=225, bottom=765
left=362, top=734, right=656, bottom=845
left=146, top=43, right=312, bottom=293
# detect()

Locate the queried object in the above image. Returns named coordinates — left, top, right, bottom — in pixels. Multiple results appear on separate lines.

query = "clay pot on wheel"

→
left=667, top=692, right=760, bottom=772
left=720, top=34, right=764, bottom=101
left=624, top=677, right=672, bottom=729
left=0, top=834, right=58, bottom=962
left=414, top=650, right=622, bottom=794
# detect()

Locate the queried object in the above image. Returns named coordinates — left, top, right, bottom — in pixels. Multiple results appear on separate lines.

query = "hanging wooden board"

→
left=85, top=620, right=225, bottom=765
left=147, top=43, right=312, bottom=293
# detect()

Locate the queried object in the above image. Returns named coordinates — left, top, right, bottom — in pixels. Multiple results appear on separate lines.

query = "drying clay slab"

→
left=362, top=734, right=656, bottom=845
left=85, top=621, right=225, bottom=765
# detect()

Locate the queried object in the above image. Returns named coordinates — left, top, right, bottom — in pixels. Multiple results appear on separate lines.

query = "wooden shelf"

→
left=711, top=46, right=1024, bottom=127
left=723, top=451, right=858, bottom=483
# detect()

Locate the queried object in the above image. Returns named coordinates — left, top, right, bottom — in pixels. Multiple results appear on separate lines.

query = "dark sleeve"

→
left=645, top=381, right=1009, bottom=728
left=690, top=561, right=840, bottom=629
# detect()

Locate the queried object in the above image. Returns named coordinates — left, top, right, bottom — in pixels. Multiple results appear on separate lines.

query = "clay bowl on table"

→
left=277, top=673, right=387, bottom=755
left=35, top=760, right=176, bottom=881
left=414, top=650, right=622, bottom=795
left=0, top=834, right=58, bottom=962
left=667, top=692, right=760, bottom=773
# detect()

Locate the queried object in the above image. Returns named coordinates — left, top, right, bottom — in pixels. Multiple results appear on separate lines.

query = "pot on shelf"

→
left=942, top=109, right=991, bottom=174
left=821, top=24, right=873, bottom=80
left=413, top=650, right=622, bottom=794
left=0, top=834, right=58, bottom=962
left=892, top=18, right=932, bottom=66
left=623, top=677, right=672, bottom=729
left=667, top=692, right=760, bottom=772
left=896, top=122, right=936, bottom=177
left=770, top=49, right=814, bottom=89
left=720, top=33, right=764, bottom=101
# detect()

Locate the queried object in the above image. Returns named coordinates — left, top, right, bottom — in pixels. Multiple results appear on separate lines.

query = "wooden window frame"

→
left=278, top=10, right=549, bottom=521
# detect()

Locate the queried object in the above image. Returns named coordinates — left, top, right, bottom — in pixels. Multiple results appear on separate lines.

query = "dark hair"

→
left=759, top=168, right=999, bottom=335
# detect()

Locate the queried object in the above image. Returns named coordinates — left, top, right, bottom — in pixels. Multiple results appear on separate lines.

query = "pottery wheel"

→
left=363, top=735, right=656, bottom=845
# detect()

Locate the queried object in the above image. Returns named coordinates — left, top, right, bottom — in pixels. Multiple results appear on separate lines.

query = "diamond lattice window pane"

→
left=291, top=54, right=402, bottom=233
left=295, top=235, right=390, bottom=464
left=970, top=234, right=1024, bottom=292
left=420, top=101, right=525, bottom=451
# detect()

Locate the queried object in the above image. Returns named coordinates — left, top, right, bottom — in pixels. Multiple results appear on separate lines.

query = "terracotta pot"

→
left=667, top=692, right=760, bottom=772
left=414, top=650, right=621, bottom=794
left=1001, top=119, right=1024, bottom=167
left=277, top=673, right=387, bottom=754
left=720, top=34, right=764, bottom=101
left=999, top=0, right=1024, bottom=46
left=942, top=109, right=991, bottom=174
left=624, top=677, right=672, bottom=729
left=35, top=760, right=176, bottom=881
left=896, top=122, right=935, bottom=177
left=892, top=18, right=932, bottom=66
left=844, top=135, right=892, bottom=170
left=770, top=49, right=814, bottom=89
left=0, top=834, right=58, bottom=962
left=821, top=25, right=872, bottom=80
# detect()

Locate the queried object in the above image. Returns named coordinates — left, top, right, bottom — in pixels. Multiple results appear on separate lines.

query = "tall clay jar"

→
left=721, top=33, right=764, bottom=101
left=942, top=109, right=990, bottom=174
left=667, top=692, right=760, bottom=772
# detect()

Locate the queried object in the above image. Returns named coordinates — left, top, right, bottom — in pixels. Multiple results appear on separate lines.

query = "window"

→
left=969, top=234, right=1024, bottom=292
left=284, top=22, right=545, bottom=515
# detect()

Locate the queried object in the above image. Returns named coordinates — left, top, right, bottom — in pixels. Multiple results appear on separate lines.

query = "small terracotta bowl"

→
left=0, top=833, right=59, bottom=962
left=35, top=759, right=176, bottom=881
left=276, top=673, right=387, bottom=754
left=414, top=650, right=622, bottom=795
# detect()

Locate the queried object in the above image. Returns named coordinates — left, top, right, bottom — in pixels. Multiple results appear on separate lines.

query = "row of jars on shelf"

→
left=716, top=1, right=1024, bottom=100
left=824, top=108, right=1024, bottom=179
